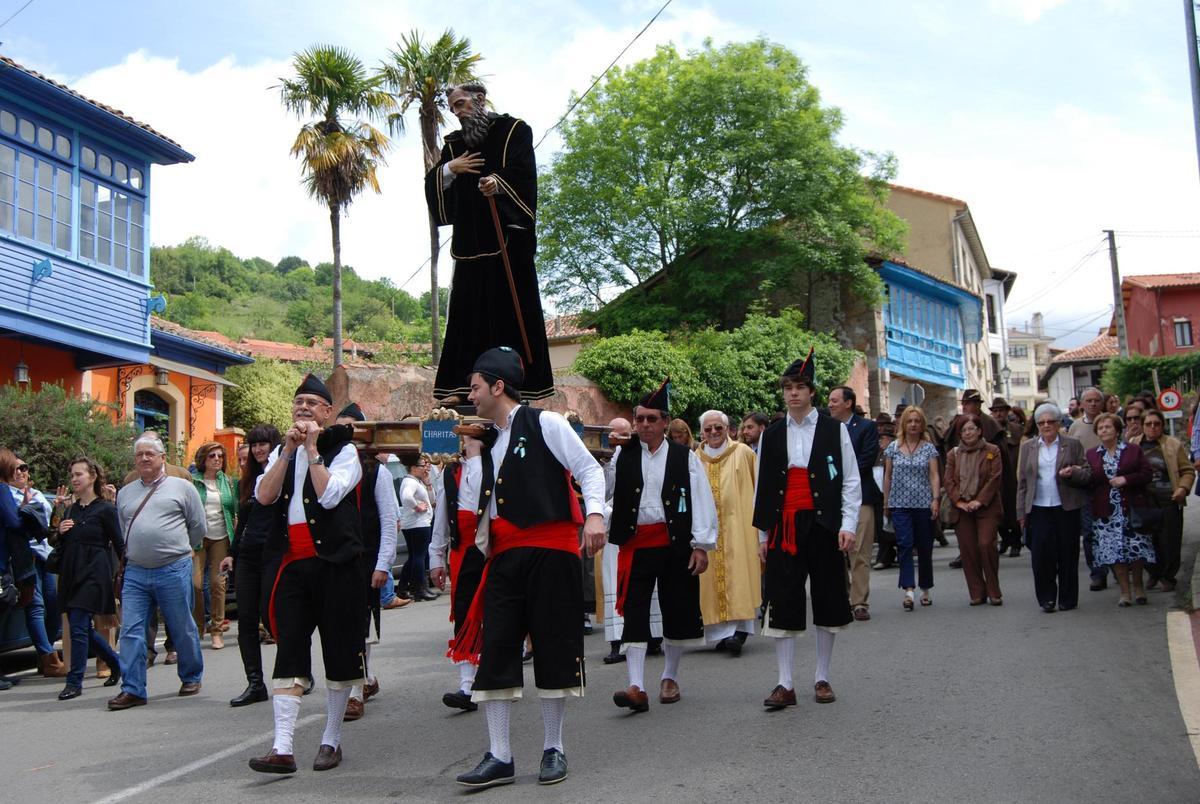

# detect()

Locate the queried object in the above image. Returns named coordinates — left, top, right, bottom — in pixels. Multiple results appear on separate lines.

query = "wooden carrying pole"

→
left=486, top=194, right=534, bottom=364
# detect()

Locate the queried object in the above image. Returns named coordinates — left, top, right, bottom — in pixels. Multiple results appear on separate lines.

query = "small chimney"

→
left=1032, top=312, right=1044, bottom=338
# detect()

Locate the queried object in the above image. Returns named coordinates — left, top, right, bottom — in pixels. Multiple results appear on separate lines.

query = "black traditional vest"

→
left=752, top=412, right=845, bottom=535
left=357, top=459, right=381, bottom=565
left=273, top=424, right=363, bottom=565
left=484, top=406, right=578, bottom=528
left=608, top=438, right=693, bottom=553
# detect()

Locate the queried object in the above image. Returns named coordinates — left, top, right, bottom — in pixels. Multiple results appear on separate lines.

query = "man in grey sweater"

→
left=108, top=433, right=207, bottom=711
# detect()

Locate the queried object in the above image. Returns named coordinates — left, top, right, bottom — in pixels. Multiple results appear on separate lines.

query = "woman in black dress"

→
left=56, top=457, right=123, bottom=700
left=218, top=424, right=280, bottom=707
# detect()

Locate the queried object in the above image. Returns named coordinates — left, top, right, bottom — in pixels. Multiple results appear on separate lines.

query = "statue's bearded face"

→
left=450, top=88, right=491, bottom=148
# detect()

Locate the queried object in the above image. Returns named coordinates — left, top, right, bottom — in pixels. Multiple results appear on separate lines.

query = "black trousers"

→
left=452, top=546, right=486, bottom=637
left=764, top=511, right=852, bottom=631
left=473, top=547, right=585, bottom=693
left=1026, top=505, right=1081, bottom=608
left=271, top=557, right=367, bottom=685
left=235, top=548, right=277, bottom=681
left=622, top=546, right=702, bottom=643
left=1148, top=504, right=1184, bottom=584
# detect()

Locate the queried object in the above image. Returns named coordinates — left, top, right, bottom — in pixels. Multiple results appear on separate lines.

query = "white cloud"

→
left=986, top=0, right=1070, bottom=23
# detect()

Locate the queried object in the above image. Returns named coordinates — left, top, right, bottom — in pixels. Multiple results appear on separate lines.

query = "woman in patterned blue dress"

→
left=882, top=406, right=941, bottom=611
left=1079, top=413, right=1153, bottom=607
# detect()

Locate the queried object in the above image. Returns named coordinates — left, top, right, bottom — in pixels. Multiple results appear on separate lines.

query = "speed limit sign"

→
left=1157, top=388, right=1182, bottom=412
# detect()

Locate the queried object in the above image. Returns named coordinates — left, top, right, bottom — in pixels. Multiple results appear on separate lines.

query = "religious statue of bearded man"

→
left=424, top=81, right=554, bottom=404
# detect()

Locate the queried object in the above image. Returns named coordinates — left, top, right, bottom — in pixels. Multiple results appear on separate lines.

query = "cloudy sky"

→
left=3, top=0, right=1197, bottom=347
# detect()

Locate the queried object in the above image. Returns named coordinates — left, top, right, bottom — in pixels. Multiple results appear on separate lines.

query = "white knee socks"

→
left=775, top=636, right=795, bottom=690
left=320, top=687, right=351, bottom=749
left=662, top=644, right=682, bottom=682
left=625, top=644, right=647, bottom=690
left=484, top=700, right=513, bottom=762
left=815, top=628, right=835, bottom=684
left=458, top=661, right=476, bottom=694
left=364, top=643, right=375, bottom=685
left=271, top=693, right=301, bottom=755
left=541, top=697, right=565, bottom=752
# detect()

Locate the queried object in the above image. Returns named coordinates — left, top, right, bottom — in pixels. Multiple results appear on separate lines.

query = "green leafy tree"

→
left=0, top=384, right=136, bottom=490
left=1101, top=353, right=1200, bottom=401
left=571, top=330, right=701, bottom=418
left=539, top=39, right=904, bottom=325
left=275, top=255, right=309, bottom=275
left=224, top=360, right=304, bottom=434
left=378, top=29, right=482, bottom=365
left=280, top=45, right=394, bottom=368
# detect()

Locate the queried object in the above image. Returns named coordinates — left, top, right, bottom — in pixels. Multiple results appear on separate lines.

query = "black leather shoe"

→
left=602, top=642, right=625, bottom=664
left=58, top=685, right=83, bottom=700
left=1089, top=578, right=1108, bottom=591
left=313, top=744, right=342, bottom=771
left=442, top=690, right=478, bottom=712
left=538, top=748, right=568, bottom=785
left=725, top=637, right=743, bottom=657
left=231, top=682, right=269, bottom=707
left=103, top=671, right=121, bottom=688
left=456, top=752, right=515, bottom=788
left=1041, top=603, right=1056, bottom=613
left=948, top=556, right=963, bottom=569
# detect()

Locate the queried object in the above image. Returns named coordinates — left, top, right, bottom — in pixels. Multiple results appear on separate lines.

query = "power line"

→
left=0, top=0, right=37, bottom=29
left=1006, top=237, right=1107, bottom=314
left=532, top=0, right=675, bottom=151
left=1040, top=308, right=1114, bottom=340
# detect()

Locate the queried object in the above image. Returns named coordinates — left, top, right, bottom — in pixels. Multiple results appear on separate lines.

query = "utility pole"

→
left=1105, top=229, right=1129, bottom=357
left=1186, top=1, right=1200, bottom=182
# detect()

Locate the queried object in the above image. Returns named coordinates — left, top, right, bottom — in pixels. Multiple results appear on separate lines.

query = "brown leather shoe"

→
left=343, top=697, right=364, bottom=721
left=249, top=749, right=297, bottom=774
left=763, top=685, right=797, bottom=709
left=382, top=596, right=411, bottom=610
left=612, top=685, right=650, bottom=712
left=363, top=679, right=380, bottom=702
left=38, top=652, right=67, bottom=678
left=659, top=678, right=680, bottom=704
left=107, top=692, right=148, bottom=711
left=179, top=681, right=202, bottom=697
left=814, top=680, right=836, bottom=703
left=313, top=744, right=342, bottom=771
left=852, top=606, right=871, bottom=622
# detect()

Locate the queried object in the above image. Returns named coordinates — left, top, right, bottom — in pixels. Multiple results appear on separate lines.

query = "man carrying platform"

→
left=450, top=347, right=605, bottom=789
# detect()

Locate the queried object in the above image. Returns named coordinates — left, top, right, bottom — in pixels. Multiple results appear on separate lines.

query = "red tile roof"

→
left=0, top=55, right=184, bottom=149
left=309, top=337, right=430, bottom=356
left=1123, top=272, right=1200, bottom=290
left=545, top=314, right=594, bottom=340
left=888, top=183, right=968, bottom=209
left=1050, top=334, right=1118, bottom=364
left=150, top=317, right=249, bottom=356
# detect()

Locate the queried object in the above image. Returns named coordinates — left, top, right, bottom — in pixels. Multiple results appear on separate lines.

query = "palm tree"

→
left=378, top=29, right=482, bottom=366
left=280, top=45, right=393, bottom=367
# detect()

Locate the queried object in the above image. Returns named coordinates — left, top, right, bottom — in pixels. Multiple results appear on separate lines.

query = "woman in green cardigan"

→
left=192, top=441, right=238, bottom=650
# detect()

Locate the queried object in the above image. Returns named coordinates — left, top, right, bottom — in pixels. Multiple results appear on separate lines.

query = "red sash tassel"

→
left=447, top=518, right=579, bottom=665
left=773, top=468, right=814, bottom=556
left=615, top=523, right=670, bottom=616
left=447, top=510, right=479, bottom=623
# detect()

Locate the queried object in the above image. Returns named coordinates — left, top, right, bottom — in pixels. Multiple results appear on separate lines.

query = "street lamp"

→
left=1000, top=364, right=1012, bottom=398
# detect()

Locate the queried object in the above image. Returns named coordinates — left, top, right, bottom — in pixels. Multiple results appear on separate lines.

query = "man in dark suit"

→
left=827, top=387, right=880, bottom=621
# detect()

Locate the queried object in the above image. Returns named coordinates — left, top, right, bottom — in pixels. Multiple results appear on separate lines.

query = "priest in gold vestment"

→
left=696, top=410, right=761, bottom=655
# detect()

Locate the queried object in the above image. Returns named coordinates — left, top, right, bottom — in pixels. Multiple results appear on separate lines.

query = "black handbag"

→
left=44, top=546, right=61, bottom=573
left=1128, top=506, right=1163, bottom=535
left=0, top=571, right=17, bottom=609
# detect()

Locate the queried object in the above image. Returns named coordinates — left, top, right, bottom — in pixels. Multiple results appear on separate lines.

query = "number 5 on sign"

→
left=1157, top=388, right=1182, bottom=412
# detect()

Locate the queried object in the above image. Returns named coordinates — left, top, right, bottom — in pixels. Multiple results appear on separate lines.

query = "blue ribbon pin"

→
left=678, top=487, right=688, bottom=514
left=512, top=436, right=527, bottom=459
left=827, top=455, right=838, bottom=481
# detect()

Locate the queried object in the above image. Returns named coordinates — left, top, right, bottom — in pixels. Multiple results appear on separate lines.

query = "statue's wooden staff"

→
left=486, top=193, right=534, bottom=365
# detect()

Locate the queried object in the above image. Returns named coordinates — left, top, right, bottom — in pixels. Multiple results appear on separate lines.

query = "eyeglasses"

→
left=702, top=425, right=726, bottom=433
left=1142, top=419, right=1162, bottom=427
left=15, top=464, right=28, bottom=472
left=1036, top=420, right=1058, bottom=427
left=207, top=453, right=224, bottom=460
left=634, top=414, right=661, bottom=423
left=1125, top=415, right=1142, bottom=421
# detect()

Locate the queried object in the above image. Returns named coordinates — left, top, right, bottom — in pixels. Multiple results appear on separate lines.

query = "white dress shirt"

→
left=757, top=408, right=862, bottom=541
left=371, top=463, right=399, bottom=574
left=487, top=406, right=606, bottom=519
left=429, top=457, right=482, bottom=571
left=257, top=443, right=362, bottom=526
left=606, top=440, right=719, bottom=550
left=1033, top=437, right=1063, bottom=507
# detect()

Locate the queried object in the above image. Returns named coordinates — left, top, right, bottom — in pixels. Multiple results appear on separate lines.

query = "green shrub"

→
left=224, top=359, right=303, bottom=434
left=571, top=330, right=701, bottom=418
left=0, top=384, right=136, bottom=491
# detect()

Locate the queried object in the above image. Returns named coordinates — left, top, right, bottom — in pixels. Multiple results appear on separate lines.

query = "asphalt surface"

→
left=2, top=513, right=1199, bottom=803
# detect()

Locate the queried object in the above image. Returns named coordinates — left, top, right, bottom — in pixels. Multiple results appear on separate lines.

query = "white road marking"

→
left=1166, top=610, right=1200, bottom=770
left=94, top=712, right=324, bottom=803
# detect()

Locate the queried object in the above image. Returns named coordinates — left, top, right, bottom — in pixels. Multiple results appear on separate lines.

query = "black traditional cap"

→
left=339, top=402, right=366, bottom=422
left=295, top=372, right=332, bottom=404
left=639, top=378, right=670, bottom=413
left=989, top=396, right=1011, bottom=411
left=471, top=346, right=524, bottom=390
left=961, top=389, right=983, bottom=404
left=782, top=347, right=816, bottom=387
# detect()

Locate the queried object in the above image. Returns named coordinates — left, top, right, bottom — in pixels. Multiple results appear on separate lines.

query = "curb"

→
left=1166, top=610, right=1200, bottom=770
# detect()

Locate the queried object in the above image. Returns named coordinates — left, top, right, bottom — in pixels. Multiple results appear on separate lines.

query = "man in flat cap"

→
left=451, top=347, right=606, bottom=789
left=248, top=374, right=365, bottom=774
left=989, top=397, right=1023, bottom=558
left=607, top=381, right=717, bottom=711
left=752, top=349, right=861, bottom=710
left=333, top=402, right=401, bottom=722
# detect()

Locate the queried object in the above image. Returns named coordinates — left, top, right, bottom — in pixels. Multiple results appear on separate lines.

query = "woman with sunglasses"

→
left=1128, top=409, right=1194, bottom=595
left=191, top=441, right=238, bottom=649
left=398, top=455, right=437, bottom=601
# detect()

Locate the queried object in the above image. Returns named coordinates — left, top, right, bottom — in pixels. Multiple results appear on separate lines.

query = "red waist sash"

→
left=773, top=468, right=814, bottom=556
left=615, top=522, right=670, bottom=616
left=448, top=517, right=580, bottom=664
left=447, top=510, right=480, bottom=623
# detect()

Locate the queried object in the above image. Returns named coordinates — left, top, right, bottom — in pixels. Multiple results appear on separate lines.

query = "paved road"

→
left=3, top=517, right=1199, bottom=803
